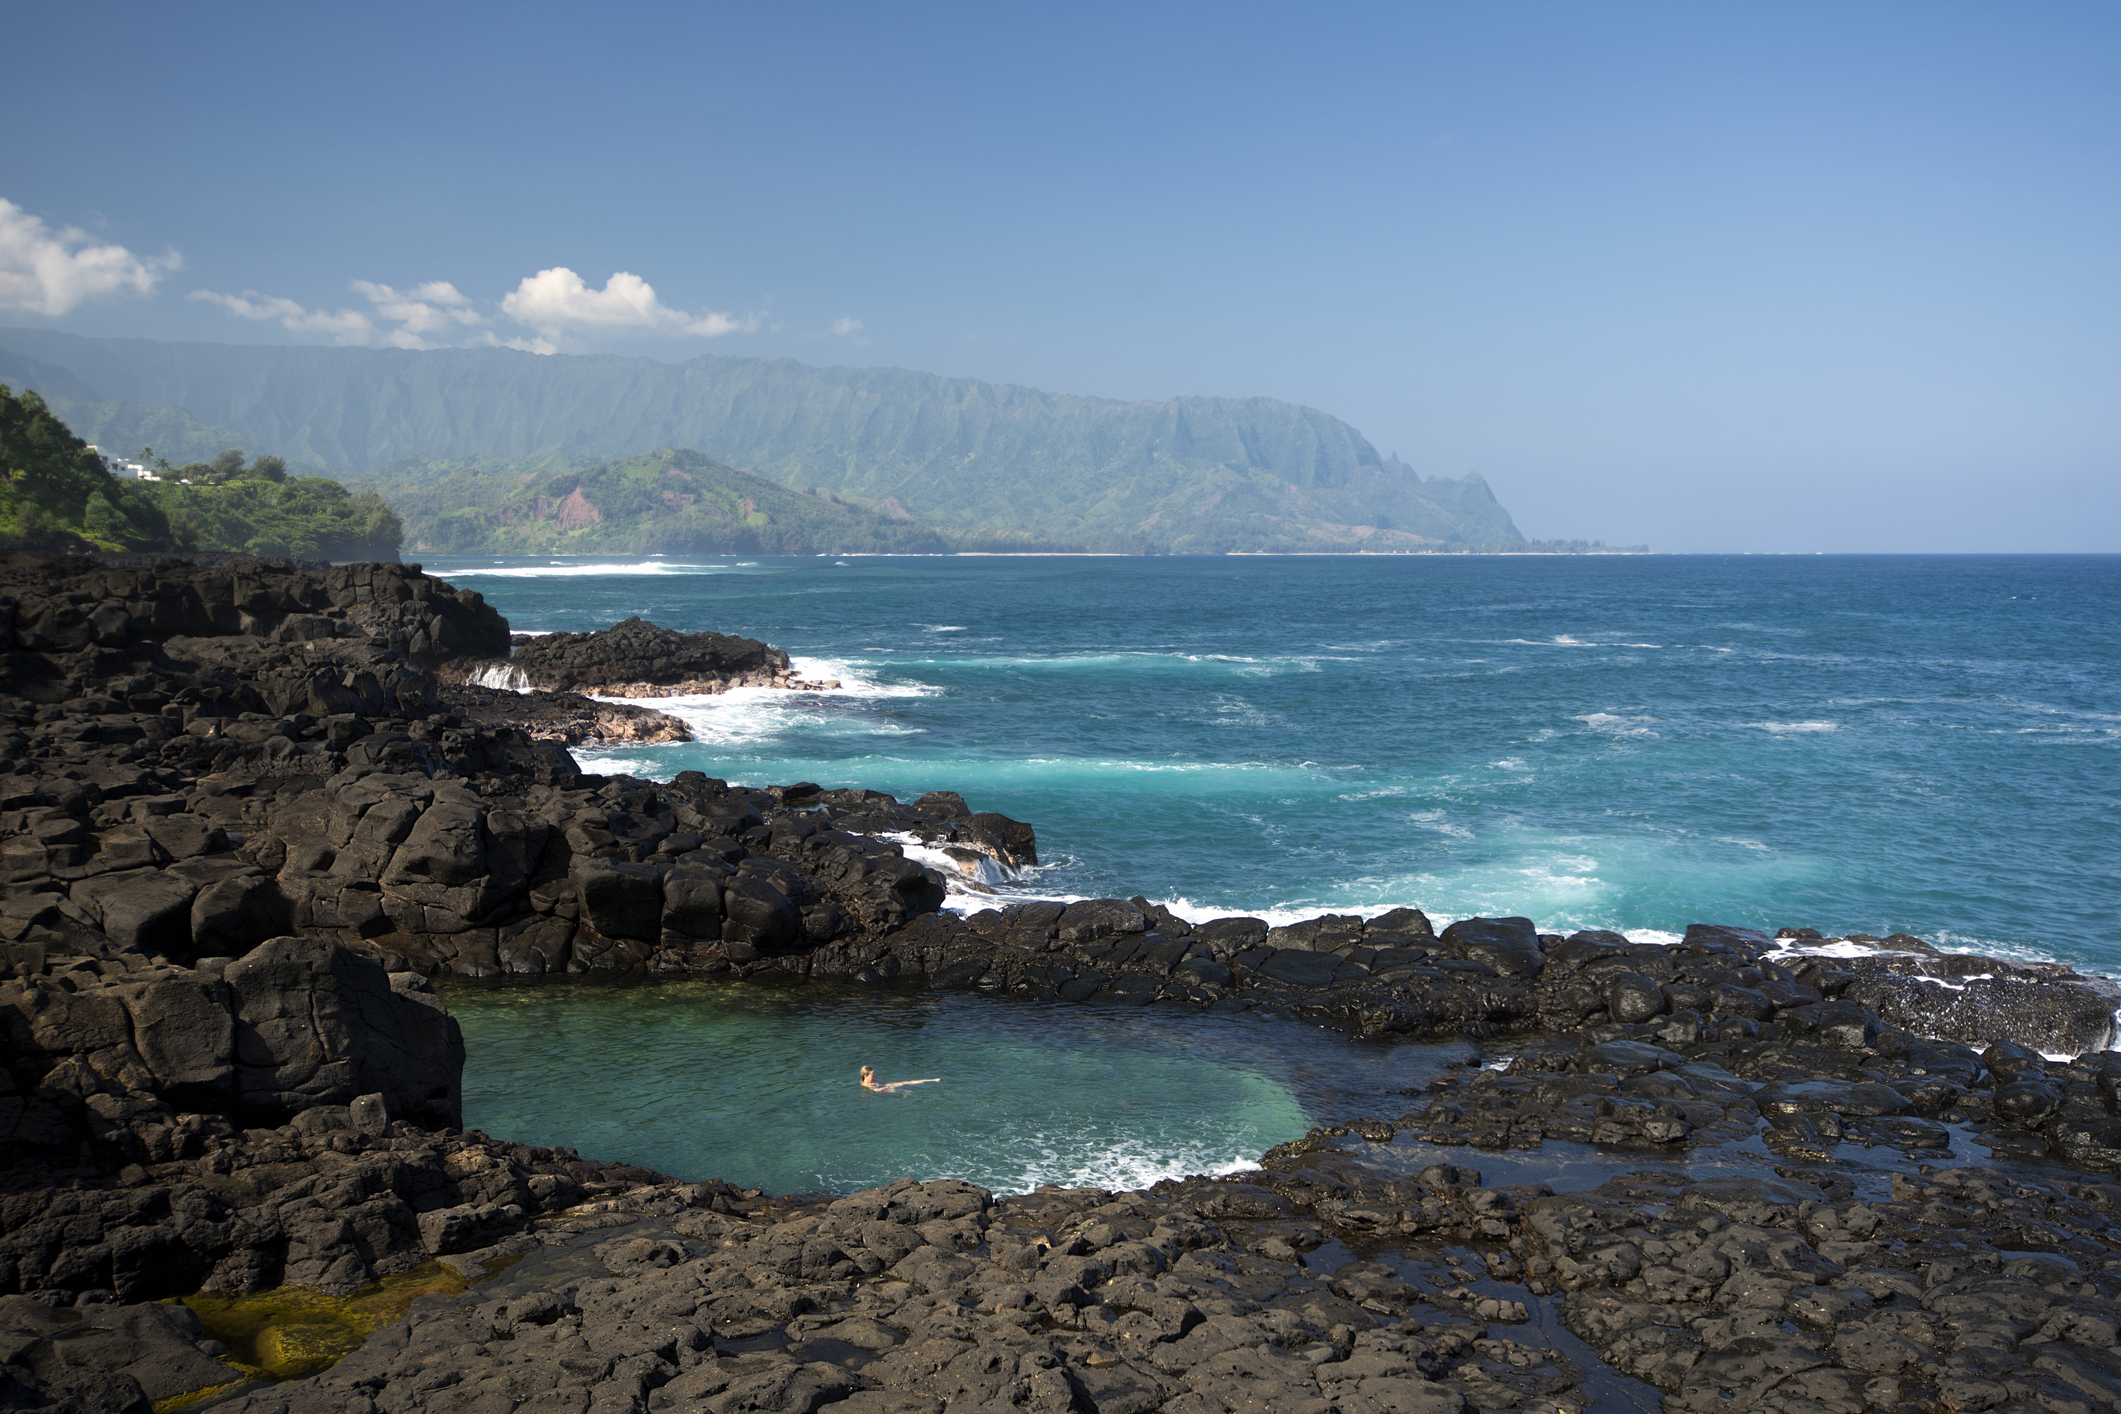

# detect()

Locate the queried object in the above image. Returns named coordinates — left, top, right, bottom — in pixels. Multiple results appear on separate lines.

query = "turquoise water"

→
left=431, top=553, right=2120, bottom=975
left=448, top=978, right=1460, bottom=1195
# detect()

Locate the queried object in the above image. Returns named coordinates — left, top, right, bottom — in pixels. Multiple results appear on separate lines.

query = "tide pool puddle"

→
left=164, top=1261, right=469, bottom=1407
left=448, top=978, right=1468, bottom=1197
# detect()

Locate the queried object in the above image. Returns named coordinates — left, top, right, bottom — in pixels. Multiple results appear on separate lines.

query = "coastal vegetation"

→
left=0, top=382, right=171, bottom=549
left=141, top=458, right=403, bottom=561
left=0, top=382, right=401, bottom=558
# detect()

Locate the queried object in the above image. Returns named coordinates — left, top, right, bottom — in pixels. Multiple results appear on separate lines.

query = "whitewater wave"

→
left=1765, top=929, right=2097, bottom=974
left=788, top=656, right=937, bottom=698
left=986, top=1136, right=1260, bottom=1196
left=439, top=560, right=757, bottom=578
left=1498, top=636, right=1667, bottom=649
left=881, top=650, right=1349, bottom=675
left=1745, top=720, right=1840, bottom=734
left=578, top=657, right=939, bottom=750
left=877, top=832, right=1018, bottom=894
left=925, top=859, right=1709, bottom=953
left=1400, top=808, right=1473, bottom=840
left=1574, top=712, right=1657, bottom=736
left=1012, top=757, right=1298, bottom=776
left=1205, top=695, right=1283, bottom=730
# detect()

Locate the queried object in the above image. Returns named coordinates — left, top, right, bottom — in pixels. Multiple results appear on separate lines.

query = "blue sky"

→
left=2, top=1, right=2116, bottom=551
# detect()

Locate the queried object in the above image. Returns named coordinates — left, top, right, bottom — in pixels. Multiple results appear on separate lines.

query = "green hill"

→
left=142, top=459, right=403, bottom=561
left=0, top=383, right=173, bottom=550
left=0, top=383, right=399, bottom=559
left=371, top=448, right=959, bottom=555
left=0, top=330, right=1538, bottom=553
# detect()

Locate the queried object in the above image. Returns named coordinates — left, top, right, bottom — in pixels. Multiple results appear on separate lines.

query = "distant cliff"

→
left=0, top=330, right=1530, bottom=553
left=373, top=448, right=956, bottom=556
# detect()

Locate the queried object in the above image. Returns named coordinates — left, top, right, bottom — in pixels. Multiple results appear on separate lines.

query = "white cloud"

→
left=189, top=289, right=378, bottom=344
left=190, top=278, right=488, bottom=348
left=500, top=267, right=757, bottom=341
left=186, top=263, right=755, bottom=354
left=350, top=280, right=483, bottom=339
left=0, top=197, right=180, bottom=315
left=474, top=330, right=558, bottom=356
left=831, top=316, right=863, bottom=336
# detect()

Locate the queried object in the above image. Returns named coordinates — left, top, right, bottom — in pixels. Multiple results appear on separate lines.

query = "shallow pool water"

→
left=448, top=979, right=1470, bottom=1197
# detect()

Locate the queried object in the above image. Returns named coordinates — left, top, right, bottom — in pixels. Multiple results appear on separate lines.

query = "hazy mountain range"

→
left=0, top=328, right=1594, bottom=553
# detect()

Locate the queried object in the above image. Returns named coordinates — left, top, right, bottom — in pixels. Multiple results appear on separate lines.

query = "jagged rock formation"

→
left=1821, top=931, right=2121, bottom=1057
left=0, top=557, right=508, bottom=693
left=3, top=932, right=460, bottom=1142
left=0, top=554, right=1021, bottom=989
left=471, top=616, right=837, bottom=697
left=440, top=676, right=692, bottom=745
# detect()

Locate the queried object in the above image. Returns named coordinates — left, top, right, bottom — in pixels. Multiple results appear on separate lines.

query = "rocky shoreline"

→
left=440, top=678, right=695, bottom=747
left=3, top=554, right=2119, bottom=1414
left=458, top=618, right=844, bottom=698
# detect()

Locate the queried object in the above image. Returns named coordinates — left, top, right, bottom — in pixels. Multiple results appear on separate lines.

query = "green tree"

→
left=2, top=382, right=154, bottom=549
left=210, top=449, right=246, bottom=478
left=82, top=491, right=129, bottom=546
left=169, top=509, right=202, bottom=549
left=249, top=454, right=288, bottom=483
left=351, top=491, right=404, bottom=553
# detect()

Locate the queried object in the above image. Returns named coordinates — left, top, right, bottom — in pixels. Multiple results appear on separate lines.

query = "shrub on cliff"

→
left=145, top=467, right=404, bottom=560
left=1, top=385, right=404, bottom=560
left=0, top=383, right=172, bottom=549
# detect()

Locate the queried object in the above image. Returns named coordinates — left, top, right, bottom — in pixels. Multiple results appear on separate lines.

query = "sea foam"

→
left=440, top=560, right=753, bottom=578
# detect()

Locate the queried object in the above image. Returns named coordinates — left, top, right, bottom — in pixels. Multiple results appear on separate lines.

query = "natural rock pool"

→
left=448, top=979, right=1471, bottom=1196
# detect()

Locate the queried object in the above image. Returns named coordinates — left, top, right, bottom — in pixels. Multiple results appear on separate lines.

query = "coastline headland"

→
left=2, top=554, right=2118, bottom=1414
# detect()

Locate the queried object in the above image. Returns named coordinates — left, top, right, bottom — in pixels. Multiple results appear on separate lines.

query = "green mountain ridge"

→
left=0, top=329, right=1608, bottom=553
left=372, top=448, right=985, bottom=556
left=0, top=345, right=253, bottom=467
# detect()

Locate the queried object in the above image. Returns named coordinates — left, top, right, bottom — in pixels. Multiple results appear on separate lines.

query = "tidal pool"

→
left=448, top=979, right=1468, bottom=1197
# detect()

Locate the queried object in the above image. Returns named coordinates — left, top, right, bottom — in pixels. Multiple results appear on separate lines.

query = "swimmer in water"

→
left=861, top=1066, right=941, bottom=1094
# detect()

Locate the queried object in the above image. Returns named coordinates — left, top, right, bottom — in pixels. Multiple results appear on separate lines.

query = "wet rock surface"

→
left=1818, top=932, right=2121, bottom=1060
left=441, top=678, right=695, bottom=746
left=0, top=1114, right=739, bottom=1410
left=26, top=1143, right=2121, bottom=1414
left=4, top=553, right=2120, bottom=1413
left=478, top=616, right=841, bottom=697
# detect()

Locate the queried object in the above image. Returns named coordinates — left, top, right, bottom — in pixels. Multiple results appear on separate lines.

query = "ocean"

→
left=430, top=552, right=2119, bottom=976
left=428, top=551, right=2118, bottom=1192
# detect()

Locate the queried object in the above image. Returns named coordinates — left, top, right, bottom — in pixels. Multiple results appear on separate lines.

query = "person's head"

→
left=860, top=1066, right=874, bottom=1080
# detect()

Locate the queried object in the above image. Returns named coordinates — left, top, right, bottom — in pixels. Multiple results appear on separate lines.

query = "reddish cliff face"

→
left=552, top=487, right=601, bottom=531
